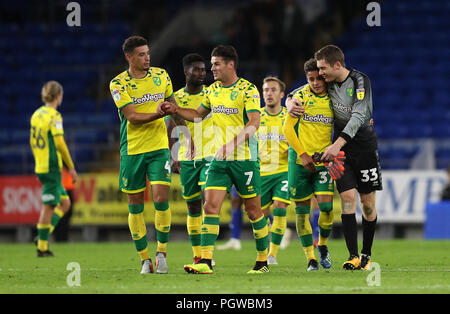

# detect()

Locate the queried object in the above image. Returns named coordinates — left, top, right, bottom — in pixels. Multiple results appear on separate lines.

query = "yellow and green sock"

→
left=128, top=203, right=150, bottom=261
left=295, top=205, right=315, bottom=261
left=154, top=201, right=171, bottom=254
left=268, top=208, right=286, bottom=258
left=187, top=211, right=202, bottom=258
left=251, top=215, right=269, bottom=262
left=37, top=223, right=51, bottom=252
left=318, top=201, right=333, bottom=246
left=49, top=208, right=64, bottom=234
left=200, top=214, right=220, bottom=260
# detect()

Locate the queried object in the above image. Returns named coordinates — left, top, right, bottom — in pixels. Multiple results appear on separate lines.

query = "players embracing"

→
left=287, top=45, right=382, bottom=270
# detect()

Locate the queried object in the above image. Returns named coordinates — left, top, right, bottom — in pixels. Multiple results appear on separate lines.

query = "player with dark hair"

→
left=287, top=45, right=382, bottom=270
left=165, top=53, right=215, bottom=263
left=158, top=45, right=270, bottom=274
left=283, top=58, right=335, bottom=271
left=110, top=35, right=176, bottom=274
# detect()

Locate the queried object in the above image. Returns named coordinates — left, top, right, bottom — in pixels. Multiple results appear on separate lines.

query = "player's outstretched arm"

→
left=321, top=137, right=347, bottom=162
left=158, top=101, right=209, bottom=123
left=121, top=103, right=166, bottom=124
left=53, top=135, right=78, bottom=183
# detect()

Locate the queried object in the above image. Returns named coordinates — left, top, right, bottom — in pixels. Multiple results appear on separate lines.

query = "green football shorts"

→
left=204, top=159, right=261, bottom=198
left=37, top=172, right=68, bottom=206
left=119, top=148, right=171, bottom=194
left=260, top=172, right=291, bottom=209
left=288, top=162, right=334, bottom=202
left=180, top=158, right=211, bottom=202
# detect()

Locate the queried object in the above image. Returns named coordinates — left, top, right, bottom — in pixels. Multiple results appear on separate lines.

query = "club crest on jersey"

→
left=153, top=77, right=161, bottom=86
left=357, top=88, right=365, bottom=100
left=230, top=91, right=239, bottom=101
left=346, top=88, right=353, bottom=97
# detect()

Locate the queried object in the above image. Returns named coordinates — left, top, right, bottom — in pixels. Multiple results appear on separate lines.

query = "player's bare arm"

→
left=321, top=137, right=347, bottom=162
left=215, top=110, right=260, bottom=161
left=158, top=101, right=210, bottom=123
left=121, top=102, right=167, bottom=124
left=285, top=96, right=305, bottom=117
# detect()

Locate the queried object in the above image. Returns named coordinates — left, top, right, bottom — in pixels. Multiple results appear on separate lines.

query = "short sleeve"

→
left=50, top=113, right=64, bottom=137
left=164, top=71, right=174, bottom=99
left=110, top=78, right=134, bottom=109
left=244, top=84, right=260, bottom=113
left=200, top=86, right=212, bottom=110
left=292, top=90, right=305, bottom=104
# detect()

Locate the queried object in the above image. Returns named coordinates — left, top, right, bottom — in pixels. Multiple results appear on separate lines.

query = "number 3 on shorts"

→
left=244, top=171, right=253, bottom=185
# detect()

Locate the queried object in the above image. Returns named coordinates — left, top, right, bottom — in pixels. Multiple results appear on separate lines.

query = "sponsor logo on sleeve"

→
left=357, top=88, right=365, bottom=100
left=112, top=89, right=121, bottom=101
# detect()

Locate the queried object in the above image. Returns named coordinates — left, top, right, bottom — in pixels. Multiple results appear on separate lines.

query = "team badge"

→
left=153, top=77, right=161, bottom=86
left=356, top=88, right=365, bottom=100
left=346, top=88, right=353, bottom=97
left=230, top=91, right=239, bottom=101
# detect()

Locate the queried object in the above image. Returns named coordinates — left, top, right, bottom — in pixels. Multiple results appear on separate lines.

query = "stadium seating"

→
left=0, top=0, right=448, bottom=174
left=335, top=0, right=449, bottom=169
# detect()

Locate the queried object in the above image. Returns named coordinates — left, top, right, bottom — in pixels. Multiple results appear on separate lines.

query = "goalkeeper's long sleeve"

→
left=282, top=114, right=306, bottom=156
left=54, top=135, right=75, bottom=170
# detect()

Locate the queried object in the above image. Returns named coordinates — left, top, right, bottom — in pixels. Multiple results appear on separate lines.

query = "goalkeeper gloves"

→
left=312, top=151, right=346, bottom=180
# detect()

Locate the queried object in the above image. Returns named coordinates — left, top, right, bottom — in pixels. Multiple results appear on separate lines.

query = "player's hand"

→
left=171, top=159, right=180, bottom=174
left=300, top=152, right=316, bottom=173
left=69, top=168, right=78, bottom=184
left=157, top=101, right=177, bottom=116
left=186, top=139, right=196, bottom=161
left=215, top=142, right=235, bottom=161
left=321, top=143, right=340, bottom=162
left=285, top=97, right=305, bottom=118
left=325, top=151, right=345, bottom=180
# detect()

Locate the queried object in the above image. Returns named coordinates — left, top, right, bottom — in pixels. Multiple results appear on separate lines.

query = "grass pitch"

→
left=0, top=239, right=449, bottom=294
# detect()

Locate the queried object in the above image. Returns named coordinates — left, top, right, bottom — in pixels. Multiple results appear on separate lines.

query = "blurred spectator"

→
left=53, top=166, right=75, bottom=242
left=441, top=166, right=450, bottom=201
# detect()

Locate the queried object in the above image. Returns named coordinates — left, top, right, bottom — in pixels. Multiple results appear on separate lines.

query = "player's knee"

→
left=153, top=194, right=168, bottom=203
left=187, top=200, right=202, bottom=216
left=317, top=200, right=332, bottom=213
left=361, top=203, right=376, bottom=219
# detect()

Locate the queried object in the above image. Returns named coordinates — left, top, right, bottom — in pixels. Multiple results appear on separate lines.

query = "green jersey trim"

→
left=264, top=107, right=283, bottom=116
left=222, top=78, right=240, bottom=88
left=118, top=101, right=133, bottom=109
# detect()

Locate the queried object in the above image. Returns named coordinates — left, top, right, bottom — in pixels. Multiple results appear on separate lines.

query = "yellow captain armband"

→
left=53, top=135, right=75, bottom=170
left=282, top=114, right=306, bottom=156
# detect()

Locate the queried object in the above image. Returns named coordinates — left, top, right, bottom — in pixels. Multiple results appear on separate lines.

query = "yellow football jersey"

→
left=258, top=107, right=289, bottom=175
left=290, top=85, right=334, bottom=165
left=110, top=67, right=173, bottom=155
left=30, top=106, right=64, bottom=173
left=173, top=86, right=215, bottom=161
left=201, top=78, right=260, bottom=161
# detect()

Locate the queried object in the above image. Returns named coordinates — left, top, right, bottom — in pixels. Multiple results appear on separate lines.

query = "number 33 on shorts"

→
left=360, top=168, right=378, bottom=183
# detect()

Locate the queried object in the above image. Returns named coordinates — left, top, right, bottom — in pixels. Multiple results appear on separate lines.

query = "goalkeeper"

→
left=282, top=58, right=336, bottom=271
